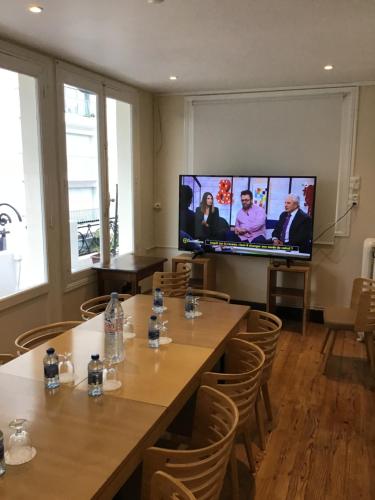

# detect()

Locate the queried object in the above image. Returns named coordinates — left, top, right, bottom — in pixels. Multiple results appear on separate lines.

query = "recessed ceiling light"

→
left=169, top=75, right=177, bottom=81
left=324, top=64, right=334, bottom=71
left=29, top=5, right=43, bottom=13
left=147, top=0, right=164, bottom=4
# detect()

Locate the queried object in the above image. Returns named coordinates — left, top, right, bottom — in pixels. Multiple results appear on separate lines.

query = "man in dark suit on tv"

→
left=272, top=194, right=312, bottom=254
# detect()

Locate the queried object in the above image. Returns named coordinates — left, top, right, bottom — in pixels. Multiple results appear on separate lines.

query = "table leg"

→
left=130, top=277, right=138, bottom=295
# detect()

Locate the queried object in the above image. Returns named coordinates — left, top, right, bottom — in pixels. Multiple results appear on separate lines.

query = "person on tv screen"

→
left=232, top=190, right=266, bottom=243
left=179, top=185, right=195, bottom=238
left=195, top=192, right=220, bottom=240
left=272, top=194, right=312, bottom=253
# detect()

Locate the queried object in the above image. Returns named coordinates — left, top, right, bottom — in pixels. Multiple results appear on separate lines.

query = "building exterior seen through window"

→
left=0, top=68, right=46, bottom=299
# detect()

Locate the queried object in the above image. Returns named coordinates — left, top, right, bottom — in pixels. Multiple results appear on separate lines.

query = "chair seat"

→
left=323, top=306, right=356, bottom=330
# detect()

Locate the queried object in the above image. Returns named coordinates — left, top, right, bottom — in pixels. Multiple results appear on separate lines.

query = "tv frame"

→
left=178, top=174, right=317, bottom=262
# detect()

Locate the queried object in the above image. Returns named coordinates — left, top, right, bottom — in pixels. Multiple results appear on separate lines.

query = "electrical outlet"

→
left=348, top=176, right=360, bottom=207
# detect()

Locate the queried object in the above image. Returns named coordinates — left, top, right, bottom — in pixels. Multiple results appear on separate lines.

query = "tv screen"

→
left=179, top=175, right=317, bottom=261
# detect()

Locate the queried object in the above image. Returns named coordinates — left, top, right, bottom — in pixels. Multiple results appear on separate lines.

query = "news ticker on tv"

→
left=182, top=237, right=298, bottom=252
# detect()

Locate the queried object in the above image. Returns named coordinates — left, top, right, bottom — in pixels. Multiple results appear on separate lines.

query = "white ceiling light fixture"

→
left=324, top=64, right=334, bottom=71
left=169, top=75, right=177, bottom=80
left=28, top=5, right=44, bottom=13
left=147, top=0, right=164, bottom=4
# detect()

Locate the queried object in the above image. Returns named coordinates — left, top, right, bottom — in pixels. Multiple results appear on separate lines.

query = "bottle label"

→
left=104, top=317, right=123, bottom=334
left=148, top=329, right=159, bottom=341
left=185, top=302, right=194, bottom=312
left=44, top=364, right=58, bottom=379
left=0, top=441, right=4, bottom=460
left=88, top=371, right=103, bottom=385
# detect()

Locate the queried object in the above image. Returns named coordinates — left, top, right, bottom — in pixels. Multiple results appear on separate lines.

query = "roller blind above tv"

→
left=185, top=88, right=358, bottom=244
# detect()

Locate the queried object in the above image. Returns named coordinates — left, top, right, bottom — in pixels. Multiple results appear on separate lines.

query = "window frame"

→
left=0, top=42, right=53, bottom=312
left=56, top=62, right=139, bottom=290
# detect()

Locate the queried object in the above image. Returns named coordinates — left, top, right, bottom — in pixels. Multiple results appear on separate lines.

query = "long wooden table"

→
left=0, top=295, right=249, bottom=499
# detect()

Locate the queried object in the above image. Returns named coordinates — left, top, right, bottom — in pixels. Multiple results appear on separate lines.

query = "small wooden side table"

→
left=92, top=254, right=167, bottom=295
left=171, top=254, right=216, bottom=290
left=267, top=263, right=311, bottom=335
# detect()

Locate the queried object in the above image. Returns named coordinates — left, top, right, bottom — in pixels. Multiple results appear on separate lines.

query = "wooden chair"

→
left=80, top=293, right=132, bottom=320
left=151, top=471, right=196, bottom=499
left=0, top=354, right=14, bottom=365
left=190, top=289, right=230, bottom=303
left=152, top=266, right=191, bottom=297
left=15, top=321, right=82, bottom=354
left=141, top=385, right=239, bottom=500
left=201, top=339, right=265, bottom=499
left=236, top=309, right=282, bottom=450
left=321, top=277, right=375, bottom=374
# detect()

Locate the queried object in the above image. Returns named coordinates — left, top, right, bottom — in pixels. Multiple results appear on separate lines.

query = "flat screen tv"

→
left=179, top=175, right=317, bottom=261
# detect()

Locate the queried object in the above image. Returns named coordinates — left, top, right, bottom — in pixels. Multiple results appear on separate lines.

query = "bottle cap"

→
left=46, top=347, right=55, bottom=355
left=155, top=288, right=161, bottom=292
left=150, top=315, right=157, bottom=320
left=111, top=292, right=119, bottom=299
left=91, top=354, right=100, bottom=360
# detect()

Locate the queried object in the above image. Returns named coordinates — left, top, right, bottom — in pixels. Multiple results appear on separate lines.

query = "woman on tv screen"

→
left=194, top=192, right=220, bottom=239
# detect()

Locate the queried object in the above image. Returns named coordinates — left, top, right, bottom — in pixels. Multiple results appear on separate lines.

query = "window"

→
left=58, top=67, right=135, bottom=280
left=106, top=97, right=134, bottom=256
left=0, top=67, right=46, bottom=299
left=63, top=84, right=101, bottom=272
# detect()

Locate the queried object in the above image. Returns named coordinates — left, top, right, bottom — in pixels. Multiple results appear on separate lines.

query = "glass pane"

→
left=106, top=97, right=133, bottom=256
left=0, top=67, right=46, bottom=299
left=64, top=84, right=100, bottom=272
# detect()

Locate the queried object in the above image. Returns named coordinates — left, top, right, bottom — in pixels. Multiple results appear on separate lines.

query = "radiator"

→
left=361, top=238, right=375, bottom=279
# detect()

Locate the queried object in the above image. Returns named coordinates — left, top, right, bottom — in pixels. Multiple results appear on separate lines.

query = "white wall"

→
left=152, top=87, right=375, bottom=309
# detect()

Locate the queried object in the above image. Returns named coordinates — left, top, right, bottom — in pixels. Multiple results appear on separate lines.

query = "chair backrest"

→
left=191, top=289, right=230, bottom=303
left=235, top=309, right=282, bottom=384
left=201, top=338, right=265, bottom=430
left=80, top=294, right=132, bottom=320
left=355, top=282, right=375, bottom=332
left=0, top=353, right=15, bottom=365
left=351, top=277, right=375, bottom=309
left=152, top=268, right=191, bottom=297
left=142, top=385, right=238, bottom=500
left=151, top=471, right=196, bottom=500
left=15, top=321, right=82, bottom=354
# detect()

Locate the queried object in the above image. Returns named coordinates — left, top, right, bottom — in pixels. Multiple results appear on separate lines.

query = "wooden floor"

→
left=117, top=321, right=375, bottom=500
left=221, top=322, right=375, bottom=500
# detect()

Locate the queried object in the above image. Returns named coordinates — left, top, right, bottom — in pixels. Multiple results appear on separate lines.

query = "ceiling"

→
left=0, top=0, right=374, bottom=93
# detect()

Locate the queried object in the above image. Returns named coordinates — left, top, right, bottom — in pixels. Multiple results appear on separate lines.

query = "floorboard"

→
left=221, top=323, right=375, bottom=500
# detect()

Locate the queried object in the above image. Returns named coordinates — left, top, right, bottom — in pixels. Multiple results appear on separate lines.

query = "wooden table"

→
left=92, top=254, right=167, bottom=295
left=0, top=296, right=249, bottom=499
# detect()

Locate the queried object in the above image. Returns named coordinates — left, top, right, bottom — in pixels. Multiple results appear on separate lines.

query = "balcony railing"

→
left=77, top=217, right=118, bottom=256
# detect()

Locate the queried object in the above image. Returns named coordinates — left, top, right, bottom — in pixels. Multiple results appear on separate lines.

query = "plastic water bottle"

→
left=43, top=347, right=60, bottom=389
left=185, top=290, right=195, bottom=319
left=88, top=354, right=104, bottom=397
left=0, top=430, right=5, bottom=476
left=104, top=292, right=124, bottom=364
left=148, top=315, right=160, bottom=348
left=152, top=287, right=164, bottom=314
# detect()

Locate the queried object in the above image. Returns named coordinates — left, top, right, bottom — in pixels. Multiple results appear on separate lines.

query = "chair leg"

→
left=322, top=330, right=336, bottom=373
left=321, top=328, right=331, bottom=354
left=243, top=427, right=256, bottom=473
left=229, top=445, right=240, bottom=500
left=261, top=383, right=273, bottom=422
left=255, top=394, right=266, bottom=451
left=365, top=332, right=375, bottom=375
